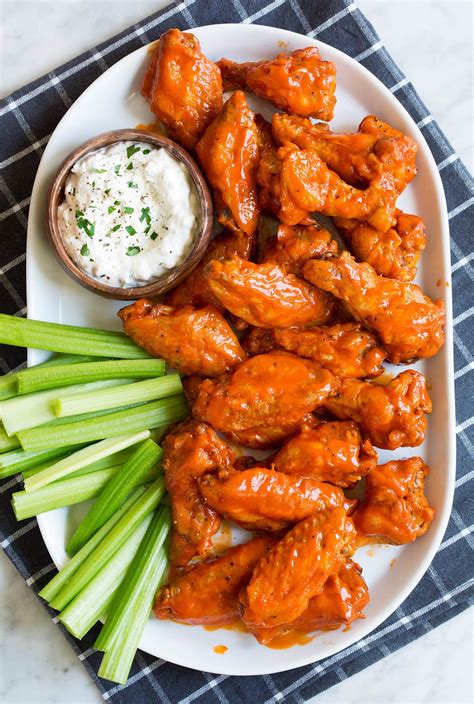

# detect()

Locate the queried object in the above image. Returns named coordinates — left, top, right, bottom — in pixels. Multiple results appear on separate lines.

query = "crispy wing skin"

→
left=198, top=466, right=351, bottom=531
left=334, top=210, right=426, bottom=281
left=205, top=255, right=335, bottom=328
left=251, top=560, right=369, bottom=644
left=260, top=222, right=338, bottom=274
left=242, top=322, right=386, bottom=379
left=240, top=507, right=357, bottom=629
left=258, top=142, right=401, bottom=232
left=303, top=252, right=445, bottom=363
left=196, top=91, right=260, bottom=235
left=154, top=535, right=277, bottom=625
left=164, top=230, right=254, bottom=309
left=141, top=29, right=223, bottom=149
left=162, top=420, right=235, bottom=566
left=272, top=114, right=417, bottom=191
left=218, top=47, right=336, bottom=121
left=324, top=371, right=432, bottom=450
left=118, top=299, right=246, bottom=376
left=353, top=458, right=435, bottom=544
left=191, top=352, right=340, bottom=449
left=270, top=421, right=377, bottom=488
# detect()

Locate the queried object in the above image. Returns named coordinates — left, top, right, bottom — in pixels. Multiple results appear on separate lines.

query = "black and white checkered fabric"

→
left=1, top=1, right=473, bottom=702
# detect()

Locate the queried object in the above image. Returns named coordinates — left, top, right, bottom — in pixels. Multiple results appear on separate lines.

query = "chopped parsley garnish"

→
left=126, top=246, right=141, bottom=256
left=80, top=244, right=90, bottom=256
left=127, top=181, right=138, bottom=189
left=92, top=168, right=107, bottom=174
left=75, top=211, right=95, bottom=238
left=111, top=224, right=121, bottom=232
left=126, top=162, right=133, bottom=170
left=123, top=206, right=134, bottom=214
left=108, top=206, right=116, bottom=214
left=104, top=189, right=111, bottom=195
left=139, top=206, right=151, bottom=225
left=92, top=181, right=96, bottom=189
left=126, top=145, right=141, bottom=159
left=125, top=225, right=136, bottom=236
left=75, top=210, right=84, bottom=218
left=114, top=165, right=121, bottom=176
left=114, top=200, right=121, bottom=206
left=150, top=231, right=158, bottom=241
left=144, top=224, right=151, bottom=235
left=142, top=148, right=151, bottom=155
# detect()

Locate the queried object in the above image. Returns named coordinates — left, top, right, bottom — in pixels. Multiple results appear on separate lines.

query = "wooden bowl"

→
left=47, top=129, right=213, bottom=299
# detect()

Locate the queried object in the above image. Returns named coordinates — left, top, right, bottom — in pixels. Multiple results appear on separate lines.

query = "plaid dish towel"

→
left=1, top=0, right=473, bottom=701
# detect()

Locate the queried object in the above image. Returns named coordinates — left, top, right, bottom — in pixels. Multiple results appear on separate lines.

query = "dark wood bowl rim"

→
left=47, top=129, right=213, bottom=300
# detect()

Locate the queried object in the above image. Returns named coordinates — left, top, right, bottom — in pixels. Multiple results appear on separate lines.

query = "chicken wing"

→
left=303, top=251, right=445, bottom=362
left=250, top=560, right=369, bottom=645
left=164, top=230, right=254, bottom=309
left=191, top=352, right=339, bottom=449
left=240, top=507, right=357, bottom=629
left=353, top=457, right=435, bottom=544
left=270, top=421, right=377, bottom=488
left=324, top=371, right=432, bottom=450
left=141, top=29, right=223, bottom=149
left=218, top=47, right=337, bottom=121
left=334, top=210, right=426, bottom=281
left=196, top=91, right=260, bottom=235
left=198, top=466, right=352, bottom=531
left=162, top=420, right=235, bottom=567
left=272, top=113, right=417, bottom=192
left=118, top=299, right=246, bottom=376
left=205, top=255, right=335, bottom=328
left=242, top=323, right=386, bottom=379
left=154, top=535, right=277, bottom=625
left=260, top=222, right=338, bottom=274
left=258, top=142, right=401, bottom=232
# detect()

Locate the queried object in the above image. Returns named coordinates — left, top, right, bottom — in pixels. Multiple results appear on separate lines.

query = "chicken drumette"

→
left=303, top=252, right=445, bottom=363
left=205, top=255, right=335, bottom=328
left=353, top=457, right=435, bottom=544
left=196, top=91, right=260, bottom=235
left=119, top=299, right=246, bottom=376
left=198, top=466, right=353, bottom=531
left=141, top=28, right=223, bottom=149
left=242, top=323, right=386, bottom=379
left=218, top=47, right=337, bottom=121
left=191, top=351, right=339, bottom=449
left=154, top=535, right=277, bottom=625
left=270, top=421, right=377, bottom=488
left=260, top=222, right=338, bottom=274
left=334, top=209, right=426, bottom=281
left=324, top=371, right=432, bottom=450
left=162, top=420, right=235, bottom=567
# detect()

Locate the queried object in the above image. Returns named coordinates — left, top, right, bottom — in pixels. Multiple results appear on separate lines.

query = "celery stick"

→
left=0, top=353, right=105, bottom=401
left=21, top=447, right=134, bottom=480
left=0, top=379, right=134, bottom=436
left=39, top=489, right=146, bottom=603
left=18, top=396, right=188, bottom=452
left=18, top=359, right=165, bottom=395
left=54, top=374, right=183, bottom=418
left=24, top=431, right=150, bottom=491
left=67, top=439, right=162, bottom=555
left=59, top=514, right=153, bottom=639
left=0, top=424, right=20, bottom=452
left=49, top=477, right=166, bottom=610
left=0, top=446, right=83, bottom=480
left=0, top=314, right=149, bottom=359
left=94, top=505, right=170, bottom=652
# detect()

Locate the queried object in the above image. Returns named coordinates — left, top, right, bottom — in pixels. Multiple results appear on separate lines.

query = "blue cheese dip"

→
left=57, top=141, right=200, bottom=287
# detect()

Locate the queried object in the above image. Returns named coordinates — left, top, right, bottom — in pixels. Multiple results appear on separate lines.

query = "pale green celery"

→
left=0, top=424, right=20, bottom=452
left=24, top=431, right=150, bottom=491
left=66, top=439, right=162, bottom=555
left=0, top=379, right=133, bottom=436
left=18, top=396, right=188, bottom=452
left=0, top=446, right=83, bottom=480
left=54, top=374, right=183, bottom=419
left=18, top=359, right=165, bottom=395
left=49, top=477, right=166, bottom=610
left=0, top=314, right=149, bottom=359
left=59, top=513, right=153, bottom=639
left=21, top=447, right=135, bottom=480
left=39, top=489, right=146, bottom=603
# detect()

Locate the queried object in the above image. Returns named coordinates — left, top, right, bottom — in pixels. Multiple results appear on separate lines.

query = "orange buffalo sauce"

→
left=135, top=121, right=166, bottom=137
left=204, top=619, right=248, bottom=634
left=265, top=631, right=315, bottom=650
left=213, top=645, right=228, bottom=655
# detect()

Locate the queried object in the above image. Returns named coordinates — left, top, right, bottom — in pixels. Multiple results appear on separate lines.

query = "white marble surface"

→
left=0, top=1, right=473, bottom=703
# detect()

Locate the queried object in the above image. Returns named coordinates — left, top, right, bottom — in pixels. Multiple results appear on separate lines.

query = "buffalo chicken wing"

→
left=260, top=222, right=338, bottom=274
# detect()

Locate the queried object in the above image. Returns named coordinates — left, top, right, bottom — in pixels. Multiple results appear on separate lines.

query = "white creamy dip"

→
left=57, top=141, right=200, bottom=287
